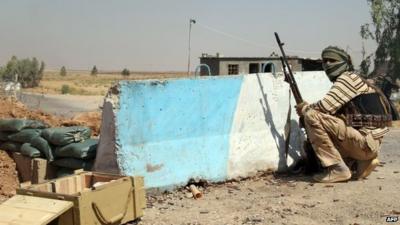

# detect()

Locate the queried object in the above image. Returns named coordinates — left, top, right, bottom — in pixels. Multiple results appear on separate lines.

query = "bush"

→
left=91, top=66, right=98, bottom=76
left=60, top=66, right=67, bottom=76
left=61, top=84, right=70, bottom=94
left=121, top=68, right=130, bottom=76
left=0, top=56, right=45, bottom=88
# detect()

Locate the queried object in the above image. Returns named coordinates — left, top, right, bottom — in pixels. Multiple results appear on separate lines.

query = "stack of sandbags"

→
left=0, top=119, right=98, bottom=177
left=41, top=126, right=97, bottom=172
left=0, top=119, right=48, bottom=156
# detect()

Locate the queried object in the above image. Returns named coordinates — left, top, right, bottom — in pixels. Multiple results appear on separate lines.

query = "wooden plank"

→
left=75, top=175, right=83, bottom=193
left=133, top=176, right=146, bottom=218
left=12, top=152, right=32, bottom=182
left=32, top=158, right=56, bottom=184
left=0, top=195, right=73, bottom=225
left=12, top=153, right=57, bottom=184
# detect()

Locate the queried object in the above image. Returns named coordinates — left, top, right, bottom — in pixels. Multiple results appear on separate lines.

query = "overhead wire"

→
left=195, top=21, right=363, bottom=57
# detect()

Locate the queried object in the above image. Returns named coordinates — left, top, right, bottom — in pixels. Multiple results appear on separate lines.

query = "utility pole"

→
left=187, top=19, right=196, bottom=76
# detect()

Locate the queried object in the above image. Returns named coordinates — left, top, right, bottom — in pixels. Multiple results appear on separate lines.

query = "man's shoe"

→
left=355, top=158, right=379, bottom=180
left=313, top=162, right=351, bottom=183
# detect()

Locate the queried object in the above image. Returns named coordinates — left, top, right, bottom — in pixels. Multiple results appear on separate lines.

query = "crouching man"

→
left=296, top=46, right=392, bottom=183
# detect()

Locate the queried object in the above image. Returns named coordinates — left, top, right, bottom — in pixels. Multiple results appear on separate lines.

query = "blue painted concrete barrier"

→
left=94, top=72, right=332, bottom=189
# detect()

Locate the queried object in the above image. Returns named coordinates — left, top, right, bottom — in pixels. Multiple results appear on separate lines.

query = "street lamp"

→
left=187, top=18, right=196, bottom=76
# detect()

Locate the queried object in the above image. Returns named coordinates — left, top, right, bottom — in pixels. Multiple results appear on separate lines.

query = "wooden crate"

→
left=12, top=152, right=57, bottom=184
left=16, top=171, right=146, bottom=225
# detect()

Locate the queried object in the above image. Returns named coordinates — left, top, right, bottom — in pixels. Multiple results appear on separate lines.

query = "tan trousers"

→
left=303, top=108, right=381, bottom=167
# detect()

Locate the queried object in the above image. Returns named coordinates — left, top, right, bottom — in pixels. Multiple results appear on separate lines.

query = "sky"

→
left=0, top=0, right=376, bottom=72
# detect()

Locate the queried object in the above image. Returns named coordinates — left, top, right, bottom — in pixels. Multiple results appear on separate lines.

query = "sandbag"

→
left=0, top=141, right=22, bottom=152
left=31, top=136, right=54, bottom=162
left=41, top=126, right=92, bottom=146
left=8, top=129, right=42, bottom=143
left=20, top=143, right=42, bottom=158
left=55, top=139, right=98, bottom=159
left=0, top=119, right=48, bottom=132
left=0, top=131, right=12, bottom=141
left=52, top=158, right=93, bottom=170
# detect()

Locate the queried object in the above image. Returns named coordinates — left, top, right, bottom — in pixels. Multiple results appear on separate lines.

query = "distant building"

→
left=198, top=53, right=322, bottom=76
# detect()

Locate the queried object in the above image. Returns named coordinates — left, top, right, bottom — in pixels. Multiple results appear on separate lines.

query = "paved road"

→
left=18, top=92, right=104, bottom=117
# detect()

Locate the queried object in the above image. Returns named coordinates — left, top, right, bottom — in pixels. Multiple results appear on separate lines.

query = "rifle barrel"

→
left=274, top=32, right=303, bottom=104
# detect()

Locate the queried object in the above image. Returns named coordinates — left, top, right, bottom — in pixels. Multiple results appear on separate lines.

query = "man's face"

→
left=322, top=58, right=339, bottom=71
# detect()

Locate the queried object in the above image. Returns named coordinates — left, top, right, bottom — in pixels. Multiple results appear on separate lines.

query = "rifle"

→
left=274, top=32, right=303, bottom=105
left=274, top=32, right=321, bottom=174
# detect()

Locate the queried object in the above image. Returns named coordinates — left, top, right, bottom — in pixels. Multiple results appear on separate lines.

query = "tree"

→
left=91, top=65, right=98, bottom=76
left=2, top=56, right=18, bottom=81
left=360, top=0, right=400, bottom=79
left=0, top=56, right=45, bottom=88
left=60, top=66, right=67, bottom=76
left=121, top=68, right=130, bottom=76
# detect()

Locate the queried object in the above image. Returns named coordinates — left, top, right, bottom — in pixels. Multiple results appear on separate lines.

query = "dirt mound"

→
left=63, top=111, right=101, bottom=136
left=0, top=97, right=66, bottom=127
left=0, top=150, right=18, bottom=203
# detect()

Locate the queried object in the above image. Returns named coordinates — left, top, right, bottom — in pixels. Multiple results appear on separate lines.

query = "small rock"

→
left=185, top=193, right=193, bottom=198
left=199, top=210, right=209, bottom=214
left=394, top=171, right=399, bottom=174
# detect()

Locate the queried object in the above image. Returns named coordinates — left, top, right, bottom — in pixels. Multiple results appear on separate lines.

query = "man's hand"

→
left=295, top=101, right=309, bottom=117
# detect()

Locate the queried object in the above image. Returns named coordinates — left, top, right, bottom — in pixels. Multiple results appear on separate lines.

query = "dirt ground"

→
left=140, top=129, right=400, bottom=225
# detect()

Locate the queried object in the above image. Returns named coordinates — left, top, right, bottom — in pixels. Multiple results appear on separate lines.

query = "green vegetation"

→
left=61, top=84, right=70, bottom=94
left=60, top=66, right=67, bottom=76
left=121, top=68, right=130, bottom=76
left=0, top=56, right=45, bottom=88
left=91, top=66, right=98, bottom=76
left=360, top=0, right=400, bottom=78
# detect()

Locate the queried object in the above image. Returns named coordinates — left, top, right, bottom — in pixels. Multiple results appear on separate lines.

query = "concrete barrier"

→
left=94, top=72, right=332, bottom=189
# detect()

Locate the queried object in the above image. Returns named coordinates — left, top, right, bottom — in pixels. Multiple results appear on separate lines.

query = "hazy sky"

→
left=0, top=0, right=376, bottom=72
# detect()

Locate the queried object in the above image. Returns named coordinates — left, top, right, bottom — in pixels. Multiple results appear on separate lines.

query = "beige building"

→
left=198, top=53, right=322, bottom=76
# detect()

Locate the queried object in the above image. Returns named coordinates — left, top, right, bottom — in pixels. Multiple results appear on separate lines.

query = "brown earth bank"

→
left=0, top=150, right=18, bottom=202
